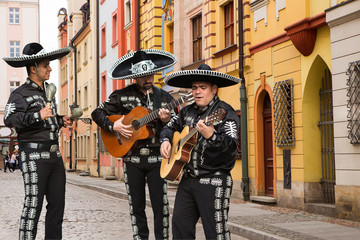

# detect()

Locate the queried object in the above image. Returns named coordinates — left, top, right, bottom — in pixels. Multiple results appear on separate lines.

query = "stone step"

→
left=305, top=202, right=336, bottom=217
left=250, top=196, right=277, bottom=204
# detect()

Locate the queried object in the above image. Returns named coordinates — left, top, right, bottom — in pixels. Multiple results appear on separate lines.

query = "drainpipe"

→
left=96, top=0, right=100, bottom=177
left=69, top=41, right=78, bottom=171
left=238, top=0, right=250, bottom=201
left=136, top=0, right=140, bottom=50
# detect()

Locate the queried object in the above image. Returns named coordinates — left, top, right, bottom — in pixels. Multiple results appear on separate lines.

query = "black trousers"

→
left=4, top=161, right=11, bottom=172
left=172, top=174, right=233, bottom=240
left=123, top=156, right=169, bottom=240
left=19, top=148, right=66, bottom=240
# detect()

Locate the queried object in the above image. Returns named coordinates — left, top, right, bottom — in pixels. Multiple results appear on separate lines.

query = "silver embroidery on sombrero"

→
left=130, top=60, right=157, bottom=74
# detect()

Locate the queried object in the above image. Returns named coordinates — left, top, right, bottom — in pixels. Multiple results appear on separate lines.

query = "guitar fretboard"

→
left=136, top=97, right=186, bottom=128
left=178, top=109, right=225, bottom=146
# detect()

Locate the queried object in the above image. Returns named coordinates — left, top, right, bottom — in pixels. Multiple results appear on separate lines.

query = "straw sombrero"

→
left=164, top=64, right=240, bottom=88
left=109, top=49, right=177, bottom=80
left=3, top=42, right=72, bottom=68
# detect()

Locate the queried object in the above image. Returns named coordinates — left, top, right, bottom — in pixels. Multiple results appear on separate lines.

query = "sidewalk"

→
left=66, top=172, right=360, bottom=240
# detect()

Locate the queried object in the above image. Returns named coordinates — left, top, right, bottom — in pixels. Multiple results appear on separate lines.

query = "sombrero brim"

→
left=2, top=47, right=72, bottom=68
left=164, top=70, right=240, bottom=88
left=109, top=49, right=177, bottom=80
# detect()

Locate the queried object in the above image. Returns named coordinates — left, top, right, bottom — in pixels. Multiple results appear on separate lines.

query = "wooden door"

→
left=263, top=94, right=273, bottom=196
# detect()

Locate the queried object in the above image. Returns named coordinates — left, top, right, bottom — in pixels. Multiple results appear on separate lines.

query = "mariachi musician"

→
left=3, top=42, right=72, bottom=239
left=160, top=64, right=240, bottom=240
left=91, top=49, right=177, bottom=240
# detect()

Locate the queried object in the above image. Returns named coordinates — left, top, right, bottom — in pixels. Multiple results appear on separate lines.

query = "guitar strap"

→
left=201, top=98, right=221, bottom=120
left=153, top=86, right=161, bottom=110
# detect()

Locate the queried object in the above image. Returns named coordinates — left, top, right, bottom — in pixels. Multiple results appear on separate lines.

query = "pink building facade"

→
left=0, top=0, right=39, bottom=157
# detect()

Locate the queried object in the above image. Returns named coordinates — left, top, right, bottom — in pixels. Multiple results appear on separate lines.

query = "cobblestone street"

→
left=0, top=170, right=247, bottom=240
left=0, top=170, right=135, bottom=240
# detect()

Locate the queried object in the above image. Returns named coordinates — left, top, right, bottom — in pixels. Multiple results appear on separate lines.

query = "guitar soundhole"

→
left=132, top=120, right=140, bottom=130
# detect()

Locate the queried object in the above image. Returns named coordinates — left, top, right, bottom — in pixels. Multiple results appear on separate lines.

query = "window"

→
left=101, top=23, right=106, bottom=58
left=101, top=71, right=107, bottom=102
left=10, top=81, right=20, bottom=93
left=83, top=41, right=88, bottom=64
left=112, top=11, right=118, bottom=46
left=346, top=61, right=360, bottom=144
left=84, top=85, right=88, bottom=109
left=9, top=8, right=20, bottom=24
left=124, top=0, right=132, bottom=27
left=224, top=2, right=234, bottom=47
left=192, top=14, right=202, bottom=62
left=93, top=132, right=98, bottom=160
left=77, top=48, right=81, bottom=71
left=169, top=24, right=174, bottom=54
left=10, top=41, right=20, bottom=57
left=273, top=79, right=295, bottom=147
left=77, top=89, right=81, bottom=108
left=66, top=141, right=70, bottom=158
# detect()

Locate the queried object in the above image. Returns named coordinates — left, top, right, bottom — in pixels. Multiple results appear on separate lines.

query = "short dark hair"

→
left=26, top=63, right=36, bottom=75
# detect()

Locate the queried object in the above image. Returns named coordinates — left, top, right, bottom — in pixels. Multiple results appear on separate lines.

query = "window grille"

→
left=346, top=61, right=360, bottom=144
left=273, top=79, right=294, bottom=147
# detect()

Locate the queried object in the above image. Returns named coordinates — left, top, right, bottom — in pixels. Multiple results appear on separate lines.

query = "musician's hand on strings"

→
left=40, top=105, right=54, bottom=120
left=158, top=108, right=171, bottom=123
left=113, top=115, right=133, bottom=138
left=196, top=119, right=214, bottom=139
left=160, top=141, right=171, bottom=159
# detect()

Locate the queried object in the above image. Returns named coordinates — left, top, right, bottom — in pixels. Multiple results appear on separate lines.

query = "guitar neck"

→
left=179, top=128, right=198, bottom=146
left=137, top=97, right=185, bottom=128
left=177, top=109, right=225, bottom=146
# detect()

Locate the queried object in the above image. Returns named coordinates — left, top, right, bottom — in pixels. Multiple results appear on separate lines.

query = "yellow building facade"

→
left=243, top=0, right=339, bottom=213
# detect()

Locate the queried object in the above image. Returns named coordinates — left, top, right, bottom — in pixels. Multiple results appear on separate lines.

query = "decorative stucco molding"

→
left=284, top=12, right=327, bottom=56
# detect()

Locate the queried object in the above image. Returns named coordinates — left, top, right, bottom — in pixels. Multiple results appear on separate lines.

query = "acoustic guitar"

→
left=160, top=108, right=226, bottom=181
left=101, top=93, right=193, bottom=158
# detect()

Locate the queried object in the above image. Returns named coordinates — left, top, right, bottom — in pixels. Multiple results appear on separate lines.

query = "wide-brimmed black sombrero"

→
left=164, top=64, right=240, bottom=88
left=109, top=49, right=177, bottom=80
left=3, top=42, right=72, bottom=68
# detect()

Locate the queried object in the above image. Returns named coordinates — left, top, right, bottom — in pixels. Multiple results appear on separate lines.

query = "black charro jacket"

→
left=160, top=95, right=239, bottom=175
left=91, top=83, right=175, bottom=149
left=4, top=78, right=64, bottom=142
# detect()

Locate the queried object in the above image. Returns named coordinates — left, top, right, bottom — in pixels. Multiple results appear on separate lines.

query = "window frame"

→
left=224, top=2, right=234, bottom=47
left=9, top=8, right=20, bottom=24
left=10, top=41, right=20, bottom=57
left=10, top=81, right=20, bottom=93
left=100, top=23, right=106, bottom=58
left=112, top=10, right=118, bottom=47
left=124, top=0, right=132, bottom=28
left=192, top=14, right=202, bottom=63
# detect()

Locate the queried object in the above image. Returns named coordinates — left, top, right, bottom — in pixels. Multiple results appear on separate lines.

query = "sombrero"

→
left=164, top=64, right=240, bottom=88
left=109, top=49, right=177, bottom=80
left=3, top=42, right=72, bottom=68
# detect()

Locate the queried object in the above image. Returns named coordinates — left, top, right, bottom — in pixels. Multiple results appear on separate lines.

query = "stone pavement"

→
left=66, top=171, right=360, bottom=240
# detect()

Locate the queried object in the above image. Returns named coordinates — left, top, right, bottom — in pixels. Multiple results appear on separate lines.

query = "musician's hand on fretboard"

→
left=196, top=119, right=214, bottom=139
left=158, top=108, right=171, bottom=123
